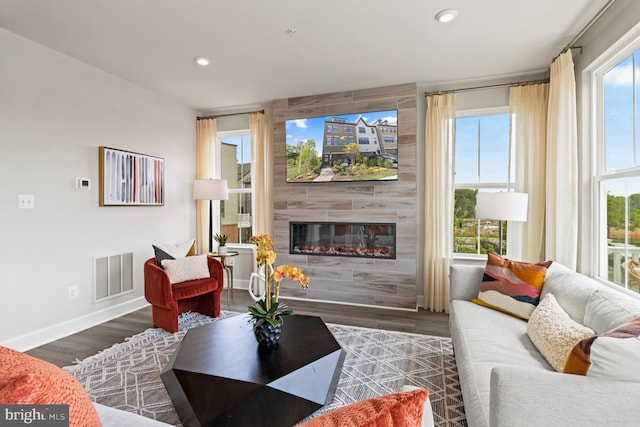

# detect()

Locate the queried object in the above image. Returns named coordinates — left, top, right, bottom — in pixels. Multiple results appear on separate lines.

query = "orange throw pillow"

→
left=0, top=346, right=102, bottom=427
left=298, top=388, right=428, bottom=427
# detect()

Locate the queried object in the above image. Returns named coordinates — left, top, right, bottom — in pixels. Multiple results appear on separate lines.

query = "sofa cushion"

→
left=472, top=252, right=552, bottom=320
left=449, top=299, right=550, bottom=427
left=584, top=289, right=640, bottom=334
left=0, top=346, right=101, bottom=427
left=564, top=317, right=640, bottom=381
left=297, top=388, right=428, bottom=427
left=161, top=255, right=209, bottom=284
left=152, top=239, right=196, bottom=266
left=527, top=294, right=595, bottom=372
left=540, top=262, right=600, bottom=324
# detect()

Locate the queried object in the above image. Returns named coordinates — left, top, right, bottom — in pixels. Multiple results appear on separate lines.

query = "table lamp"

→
left=476, top=192, right=528, bottom=255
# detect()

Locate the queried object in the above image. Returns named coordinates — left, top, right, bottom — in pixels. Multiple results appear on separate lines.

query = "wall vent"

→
left=94, top=252, right=134, bottom=302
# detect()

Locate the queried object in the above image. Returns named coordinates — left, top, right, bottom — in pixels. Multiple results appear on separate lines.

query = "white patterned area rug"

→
left=64, top=312, right=467, bottom=426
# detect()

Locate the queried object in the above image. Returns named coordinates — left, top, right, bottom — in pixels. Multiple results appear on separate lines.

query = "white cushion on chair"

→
left=161, top=255, right=209, bottom=284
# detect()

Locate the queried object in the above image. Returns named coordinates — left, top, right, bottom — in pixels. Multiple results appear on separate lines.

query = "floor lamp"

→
left=193, top=179, right=229, bottom=253
left=476, top=192, right=528, bottom=256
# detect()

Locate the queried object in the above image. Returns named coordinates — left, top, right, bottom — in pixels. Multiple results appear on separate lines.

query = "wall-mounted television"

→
left=285, top=109, right=398, bottom=183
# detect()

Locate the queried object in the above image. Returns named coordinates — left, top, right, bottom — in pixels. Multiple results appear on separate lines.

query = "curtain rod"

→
left=559, top=0, right=616, bottom=56
left=424, top=78, right=549, bottom=98
left=197, top=109, right=264, bottom=120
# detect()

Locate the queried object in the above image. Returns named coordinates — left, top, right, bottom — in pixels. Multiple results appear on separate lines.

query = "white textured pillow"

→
left=527, top=293, right=595, bottom=372
left=161, top=255, right=209, bottom=284
left=584, top=289, right=640, bottom=335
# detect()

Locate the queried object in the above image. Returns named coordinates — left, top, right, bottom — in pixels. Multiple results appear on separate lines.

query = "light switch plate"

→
left=76, top=177, right=90, bottom=189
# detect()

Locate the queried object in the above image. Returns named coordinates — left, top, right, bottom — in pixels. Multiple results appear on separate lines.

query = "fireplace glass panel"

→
left=290, top=222, right=396, bottom=259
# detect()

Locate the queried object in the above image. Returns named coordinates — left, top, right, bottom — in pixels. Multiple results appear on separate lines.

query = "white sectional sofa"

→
left=449, top=261, right=640, bottom=427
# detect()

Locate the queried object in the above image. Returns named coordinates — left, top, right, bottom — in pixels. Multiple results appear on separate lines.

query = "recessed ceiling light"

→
left=286, top=28, right=298, bottom=35
left=193, top=56, right=211, bottom=66
left=435, top=9, right=458, bottom=23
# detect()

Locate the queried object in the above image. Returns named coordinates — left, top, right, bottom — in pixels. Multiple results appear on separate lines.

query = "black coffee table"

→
left=161, top=314, right=345, bottom=427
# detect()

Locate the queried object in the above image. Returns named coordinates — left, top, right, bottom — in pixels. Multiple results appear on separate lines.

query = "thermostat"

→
left=76, top=177, right=91, bottom=189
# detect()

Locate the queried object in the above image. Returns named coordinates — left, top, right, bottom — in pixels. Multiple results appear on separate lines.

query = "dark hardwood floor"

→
left=26, top=290, right=449, bottom=368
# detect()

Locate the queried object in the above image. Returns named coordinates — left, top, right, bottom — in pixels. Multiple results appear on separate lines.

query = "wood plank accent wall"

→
left=272, top=83, right=418, bottom=310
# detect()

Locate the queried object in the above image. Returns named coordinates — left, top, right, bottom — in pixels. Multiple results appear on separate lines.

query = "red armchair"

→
left=144, top=256, right=224, bottom=333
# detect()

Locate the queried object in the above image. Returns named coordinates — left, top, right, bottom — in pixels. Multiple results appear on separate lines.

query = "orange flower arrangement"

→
left=248, top=234, right=309, bottom=327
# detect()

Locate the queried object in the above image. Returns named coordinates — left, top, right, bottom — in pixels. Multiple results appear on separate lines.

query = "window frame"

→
left=591, top=29, right=640, bottom=291
left=216, top=129, right=255, bottom=247
left=453, top=107, right=515, bottom=259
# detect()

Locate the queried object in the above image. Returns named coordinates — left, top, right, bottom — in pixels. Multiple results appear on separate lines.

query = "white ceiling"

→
left=0, top=0, right=610, bottom=111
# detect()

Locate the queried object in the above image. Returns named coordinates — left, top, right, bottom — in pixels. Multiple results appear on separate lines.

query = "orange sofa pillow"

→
left=298, top=388, right=428, bottom=427
left=0, top=346, right=102, bottom=427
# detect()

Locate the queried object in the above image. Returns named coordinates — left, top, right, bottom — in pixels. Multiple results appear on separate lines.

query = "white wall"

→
left=0, top=29, right=197, bottom=349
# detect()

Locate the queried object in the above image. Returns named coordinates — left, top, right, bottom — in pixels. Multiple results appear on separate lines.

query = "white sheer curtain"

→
left=423, top=94, right=455, bottom=312
left=546, top=51, right=578, bottom=268
left=195, top=118, right=220, bottom=254
left=250, top=110, right=274, bottom=236
left=510, top=83, right=549, bottom=262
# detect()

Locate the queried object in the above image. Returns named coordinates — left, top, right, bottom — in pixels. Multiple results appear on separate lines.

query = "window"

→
left=326, top=137, right=332, bottom=146
left=454, top=111, right=513, bottom=256
left=359, top=127, right=366, bottom=133
left=358, top=137, right=369, bottom=144
left=219, top=131, right=254, bottom=244
left=327, top=124, right=337, bottom=133
left=344, top=126, right=353, bottom=133
left=594, top=40, right=640, bottom=293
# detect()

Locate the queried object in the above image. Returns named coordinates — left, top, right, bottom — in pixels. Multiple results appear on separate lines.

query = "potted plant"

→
left=247, top=234, right=309, bottom=347
left=214, top=233, right=228, bottom=255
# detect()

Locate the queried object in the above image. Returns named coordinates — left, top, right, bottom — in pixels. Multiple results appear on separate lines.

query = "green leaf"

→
left=266, top=317, right=280, bottom=328
left=247, top=306, right=266, bottom=318
left=280, top=308, right=294, bottom=316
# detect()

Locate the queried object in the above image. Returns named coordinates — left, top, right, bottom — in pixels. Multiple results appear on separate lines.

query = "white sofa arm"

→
left=449, top=265, right=485, bottom=302
left=490, top=366, right=640, bottom=427
left=94, top=403, right=173, bottom=426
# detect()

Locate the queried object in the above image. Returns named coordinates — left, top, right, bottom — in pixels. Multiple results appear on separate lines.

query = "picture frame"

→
left=99, top=146, right=164, bottom=206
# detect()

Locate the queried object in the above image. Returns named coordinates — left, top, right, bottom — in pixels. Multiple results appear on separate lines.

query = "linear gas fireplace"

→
left=290, top=222, right=396, bottom=259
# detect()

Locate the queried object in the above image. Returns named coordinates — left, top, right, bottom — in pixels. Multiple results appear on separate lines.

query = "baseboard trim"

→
left=280, top=295, right=418, bottom=312
left=1, top=297, right=150, bottom=352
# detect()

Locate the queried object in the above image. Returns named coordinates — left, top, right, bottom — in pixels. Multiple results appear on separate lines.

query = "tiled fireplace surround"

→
left=272, top=83, right=418, bottom=310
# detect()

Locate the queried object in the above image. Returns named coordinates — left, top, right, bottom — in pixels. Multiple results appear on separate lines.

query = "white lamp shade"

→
left=193, top=179, right=229, bottom=201
left=476, top=192, right=528, bottom=222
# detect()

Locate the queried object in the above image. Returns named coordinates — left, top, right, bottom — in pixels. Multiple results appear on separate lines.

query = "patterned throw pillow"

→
left=527, top=294, right=595, bottom=372
left=564, top=317, right=640, bottom=381
left=161, top=254, right=210, bottom=284
left=472, top=252, right=553, bottom=320
left=0, top=346, right=102, bottom=427
left=297, top=388, right=428, bottom=427
left=152, top=239, right=196, bottom=266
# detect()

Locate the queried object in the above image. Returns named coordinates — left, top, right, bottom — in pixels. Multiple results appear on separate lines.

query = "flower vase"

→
left=218, top=245, right=228, bottom=255
left=253, top=317, right=282, bottom=347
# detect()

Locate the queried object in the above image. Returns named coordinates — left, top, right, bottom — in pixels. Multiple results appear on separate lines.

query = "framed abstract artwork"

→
left=99, top=146, right=164, bottom=206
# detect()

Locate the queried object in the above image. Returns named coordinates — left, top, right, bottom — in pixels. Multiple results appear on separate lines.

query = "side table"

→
left=207, top=251, right=239, bottom=304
